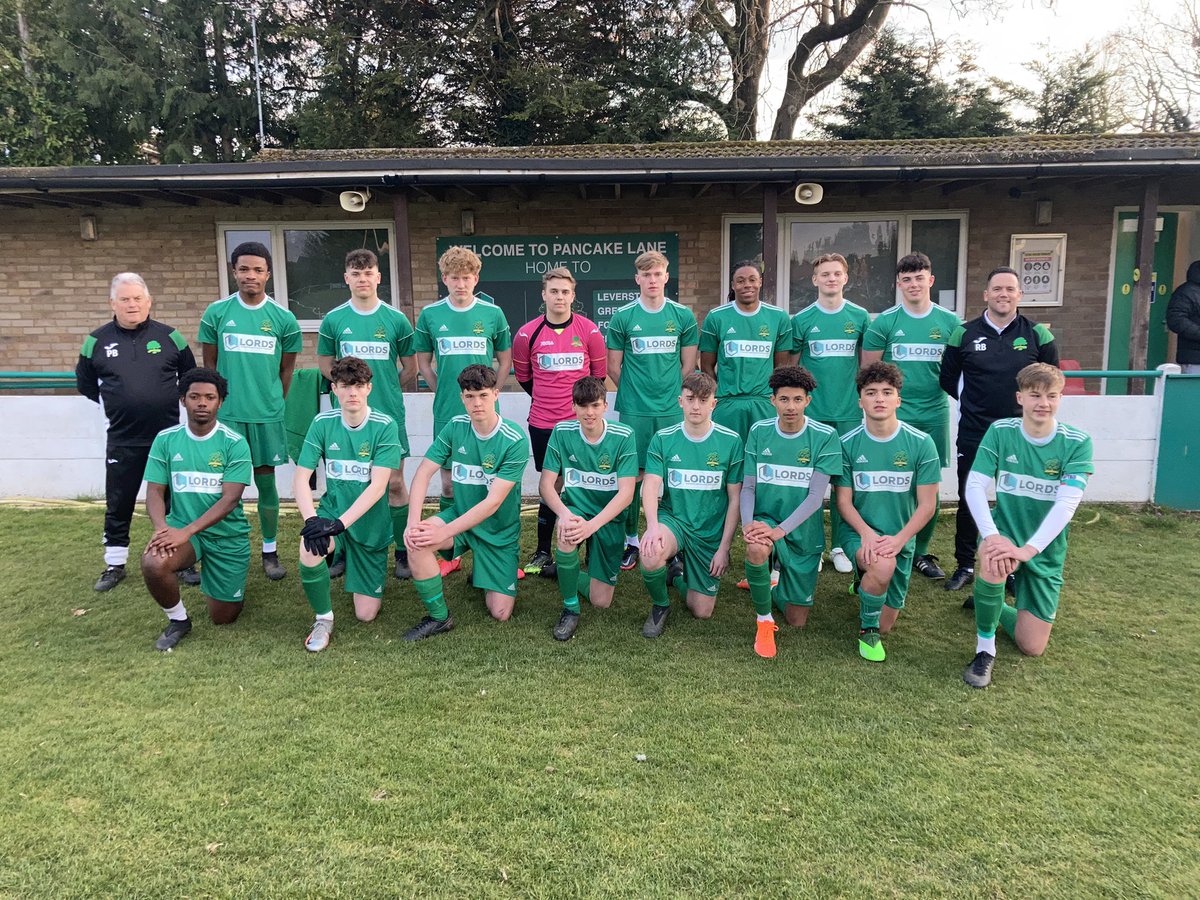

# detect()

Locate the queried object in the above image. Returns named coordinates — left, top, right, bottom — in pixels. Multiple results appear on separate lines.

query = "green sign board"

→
left=434, top=233, right=679, bottom=333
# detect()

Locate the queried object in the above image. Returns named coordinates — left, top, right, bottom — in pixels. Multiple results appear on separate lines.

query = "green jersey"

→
left=144, top=422, right=252, bottom=540
left=972, top=418, right=1094, bottom=568
left=317, top=300, right=415, bottom=425
left=698, top=302, right=792, bottom=399
left=297, top=409, right=401, bottom=550
left=645, top=422, right=744, bottom=543
left=835, top=421, right=941, bottom=539
left=198, top=295, right=303, bottom=423
left=790, top=300, right=871, bottom=424
left=543, top=419, right=638, bottom=519
left=606, top=298, right=699, bottom=415
left=413, top=297, right=512, bottom=426
left=863, top=303, right=962, bottom=422
left=426, top=414, right=529, bottom=546
left=745, top=417, right=842, bottom=552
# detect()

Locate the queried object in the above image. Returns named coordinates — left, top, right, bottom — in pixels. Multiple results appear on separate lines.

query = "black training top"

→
left=76, top=317, right=197, bottom=447
left=939, top=313, right=1059, bottom=446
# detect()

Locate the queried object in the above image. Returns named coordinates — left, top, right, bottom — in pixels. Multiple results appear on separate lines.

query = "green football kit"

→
left=543, top=419, right=638, bottom=586
left=862, top=303, right=962, bottom=465
left=605, top=298, right=699, bottom=461
left=835, top=421, right=941, bottom=610
left=298, top=409, right=402, bottom=599
left=144, top=423, right=253, bottom=603
left=426, top=415, right=530, bottom=595
left=744, top=417, right=842, bottom=607
left=699, top=302, right=792, bottom=437
left=318, top=301, right=415, bottom=457
left=413, top=297, right=512, bottom=435
left=790, top=300, right=871, bottom=430
left=645, top=422, right=744, bottom=597
left=971, top=418, right=1094, bottom=622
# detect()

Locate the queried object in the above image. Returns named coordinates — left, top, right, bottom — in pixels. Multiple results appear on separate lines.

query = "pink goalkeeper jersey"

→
left=513, top=313, right=607, bottom=429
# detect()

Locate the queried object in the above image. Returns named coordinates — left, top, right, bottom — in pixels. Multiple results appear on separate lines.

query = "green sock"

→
left=643, top=565, right=670, bottom=607
left=745, top=560, right=773, bottom=617
left=555, top=546, right=581, bottom=614
left=390, top=503, right=408, bottom=548
left=973, top=578, right=1006, bottom=639
left=625, top=482, right=641, bottom=538
left=576, top=569, right=591, bottom=600
left=670, top=568, right=686, bottom=595
left=999, top=602, right=1019, bottom=637
left=300, top=561, right=332, bottom=616
left=858, top=586, right=886, bottom=631
left=254, top=472, right=279, bottom=544
left=413, top=573, right=449, bottom=621
left=913, top=509, right=936, bottom=558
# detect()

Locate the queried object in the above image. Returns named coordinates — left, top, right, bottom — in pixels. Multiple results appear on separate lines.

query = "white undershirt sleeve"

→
left=1026, top=483, right=1086, bottom=552
left=740, top=474, right=757, bottom=528
left=964, top=470, right=999, bottom=539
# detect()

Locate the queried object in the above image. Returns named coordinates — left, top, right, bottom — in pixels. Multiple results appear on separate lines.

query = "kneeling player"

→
left=293, top=357, right=400, bottom=652
left=961, top=363, right=1093, bottom=688
left=741, top=366, right=842, bottom=658
left=141, top=368, right=252, bottom=651
left=834, top=363, right=940, bottom=662
left=539, top=376, right=637, bottom=641
left=403, top=364, right=530, bottom=639
left=640, top=372, right=743, bottom=637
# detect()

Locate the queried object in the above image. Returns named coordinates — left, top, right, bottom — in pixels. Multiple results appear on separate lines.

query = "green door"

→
left=1107, top=211, right=1177, bottom=394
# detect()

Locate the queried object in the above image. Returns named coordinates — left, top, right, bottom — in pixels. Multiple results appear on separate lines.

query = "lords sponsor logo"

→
left=890, top=343, right=945, bottom=362
left=853, top=470, right=913, bottom=492
left=808, top=339, right=858, bottom=358
left=564, top=468, right=618, bottom=490
left=326, top=459, right=372, bottom=482
left=630, top=336, right=678, bottom=355
left=723, top=340, right=773, bottom=358
left=538, top=352, right=586, bottom=372
left=667, top=468, right=723, bottom=490
left=223, top=333, right=277, bottom=354
left=171, top=471, right=224, bottom=493
left=997, top=471, right=1058, bottom=500
left=757, top=463, right=813, bottom=487
left=437, top=337, right=489, bottom=356
left=339, top=340, right=391, bottom=360
left=452, top=462, right=492, bottom=486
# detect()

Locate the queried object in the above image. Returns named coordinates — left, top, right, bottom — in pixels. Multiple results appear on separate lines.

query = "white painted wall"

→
left=0, top=386, right=1166, bottom=503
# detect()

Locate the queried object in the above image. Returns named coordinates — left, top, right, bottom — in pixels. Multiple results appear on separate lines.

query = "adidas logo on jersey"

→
left=811, top=325, right=821, bottom=333
left=226, top=319, right=237, bottom=326
left=173, top=453, right=183, bottom=461
left=895, top=329, right=906, bottom=337
left=632, top=325, right=642, bottom=331
left=671, top=454, right=682, bottom=462
left=761, top=448, right=772, bottom=456
left=273, top=454, right=282, bottom=462
left=458, top=446, right=466, bottom=453
left=329, top=442, right=340, bottom=450
left=727, top=327, right=736, bottom=334
left=507, top=583, right=517, bottom=592
left=234, top=589, right=243, bottom=597
left=1006, top=454, right=1019, bottom=463
left=569, top=455, right=577, bottom=461
left=856, top=454, right=869, bottom=463
left=439, top=325, right=449, bottom=332
left=342, top=327, right=353, bottom=334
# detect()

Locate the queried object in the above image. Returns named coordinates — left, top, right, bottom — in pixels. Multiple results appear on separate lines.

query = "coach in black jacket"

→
left=938, top=266, right=1059, bottom=592
left=76, top=273, right=196, bottom=592
left=1166, top=260, right=1200, bottom=373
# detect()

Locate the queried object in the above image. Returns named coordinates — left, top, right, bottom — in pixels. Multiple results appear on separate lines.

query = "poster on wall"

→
left=1009, top=233, right=1067, bottom=307
left=434, top=233, right=680, bottom=333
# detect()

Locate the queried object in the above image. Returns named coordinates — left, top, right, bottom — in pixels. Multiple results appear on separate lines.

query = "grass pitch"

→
left=0, top=504, right=1197, bottom=898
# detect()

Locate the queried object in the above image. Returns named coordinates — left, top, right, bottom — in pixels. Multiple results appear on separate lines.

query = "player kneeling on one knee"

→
left=141, top=368, right=253, bottom=651
left=741, top=366, right=842, bottom=659
left=638, top=372, right=743, bottom=638
left=293, top=356, right=401, bottom=652
left=403, top=364, right=530, bottom=640
left=960, top=363, right=1093, bottom=688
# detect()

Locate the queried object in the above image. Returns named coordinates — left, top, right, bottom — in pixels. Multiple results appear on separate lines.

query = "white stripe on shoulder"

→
left=657, top=422, right=685, bottom=437
left=498, top=422, right=526, bottom=443
left=616, top=300, right=640, bottom=312
left=807, top=418, right=836, bottom=435
left=606, top=421, right=634, bottom=436
left=555, top=420, right=582, bottom=432
left=314, top=410, right=342, bottom=421
left=748, top=419, right=775, bottom=433
left=216, top=423, right=244, bottom=442
left=712, top=423, right=741, bottom=439
left=842, top=424, right=866, bottom=442
left=451, top=413, right=471, bottom=423
left=160, top=424, right=186, bottom=436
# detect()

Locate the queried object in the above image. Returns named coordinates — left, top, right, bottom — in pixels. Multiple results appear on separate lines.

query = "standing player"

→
left=790, top=252, right=872, bottom=574
left=403, top=365, right=529, bottom=640
left=861, top=252, right=962, bottom=582
left=77, top=272, right=196, bottom=591
left=140, top=368, right=252, bottom=651
left=740, top=366, right=842, bottom=658
left=835, top=363, right=941, bottom=663
left=414, top=246, right=512, bottom=575
left=699, top=260, right=792, bottom=437
left=538, top=376, right=637, bottom=641
left=961, top=363, right=1093, bottom=688
left=292, top=357, right=400, bottom=653
left=513, top=267, right=607, bottom=578
left=317, top=248, right=417, bottom=580
left=606, top=250, right=699, bottom=571
left=198, top=241, right=302, bottom=582
left=639, top=372, right=743, bottom=638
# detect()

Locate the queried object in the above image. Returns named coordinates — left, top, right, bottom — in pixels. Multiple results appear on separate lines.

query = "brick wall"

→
left=3, top=175, right=1197, bottom=373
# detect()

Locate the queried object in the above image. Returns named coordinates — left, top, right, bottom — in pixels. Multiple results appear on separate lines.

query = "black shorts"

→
left=529, top=425, right=553, bottom=471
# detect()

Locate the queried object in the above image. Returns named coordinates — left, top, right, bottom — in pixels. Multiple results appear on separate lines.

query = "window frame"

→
left=216, top=221, right=401, bottom=331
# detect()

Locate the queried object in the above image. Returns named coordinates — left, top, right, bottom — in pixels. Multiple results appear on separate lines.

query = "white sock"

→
left=316, top=612, right=334, bottom=622
left=831, top=547, right=844, bottom=555
left=756, top=614, right=774, bottom=623
left=976, top=634, right=996, bottom=655
left=262, top=540, right=277, bottom=554
left=164, top=601, right=188, bottom=622
left=626, top=534, right=640, bottom=548
left=104, top=546, right=130, bottom=566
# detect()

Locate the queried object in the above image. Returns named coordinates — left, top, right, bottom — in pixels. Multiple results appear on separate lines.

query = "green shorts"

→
left=1013, top=554, right=1064, bottom=623
left=332, top=533, right=389, bottom=599
left=436, top=516, right=520, bottom=597
left=221, top=418, right=289, bottom=468
left=620, top=411, right=683, bottom=468
left=842, top=533, right=914, bottom=610
left=758, top=517, right=822, bottom=607
left=658, top=512, right=721, bottom=598
left=566, top=506, right=626, bottom=587
left=713, top=395, right=774, bottom=441
left=188, top=532, right=250, bottom=603
left=906, top=416, right=950, bottom=468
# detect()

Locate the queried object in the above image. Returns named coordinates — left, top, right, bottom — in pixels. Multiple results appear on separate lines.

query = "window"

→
left=217, top=223, right=398, bottom=328
left=722, top=212, right=968, bottom=316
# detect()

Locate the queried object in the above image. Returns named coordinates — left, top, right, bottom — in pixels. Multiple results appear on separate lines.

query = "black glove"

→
left=301, top=516, right=345, bottom=557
